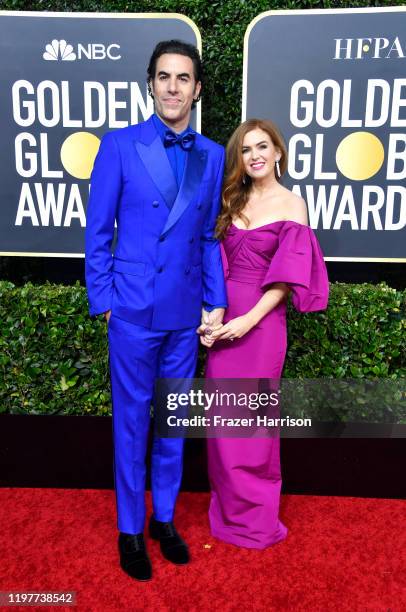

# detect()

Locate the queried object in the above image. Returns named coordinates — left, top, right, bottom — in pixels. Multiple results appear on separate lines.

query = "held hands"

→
left=104, top=310, right=112, bottom=323
left=197, top=285, right=286, bottom=347
left=197, top=308, right=225, bottom=347
left=197, top=310, right=257, bottom=347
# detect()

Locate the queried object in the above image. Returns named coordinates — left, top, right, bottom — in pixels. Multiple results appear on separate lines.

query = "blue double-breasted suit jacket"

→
left=85, top=115, right=227, bottom=328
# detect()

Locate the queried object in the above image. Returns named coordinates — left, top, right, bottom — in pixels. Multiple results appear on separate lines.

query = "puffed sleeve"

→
left=261, top=221, right=329, bottom=312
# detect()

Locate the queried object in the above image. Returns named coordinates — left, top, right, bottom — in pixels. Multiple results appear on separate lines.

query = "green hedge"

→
left=2, top=0, right=403, bottom=144
left=0, top=281, right=404, bottom=416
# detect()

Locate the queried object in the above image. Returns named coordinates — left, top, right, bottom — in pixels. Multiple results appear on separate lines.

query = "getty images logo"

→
left=334, top=37, right=405, bottom=60
left=43, top=39, right=121, bottom=61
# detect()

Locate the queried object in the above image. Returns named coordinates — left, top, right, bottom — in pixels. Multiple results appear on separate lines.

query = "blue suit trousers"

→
left=108, top=314, right=198, bottom=534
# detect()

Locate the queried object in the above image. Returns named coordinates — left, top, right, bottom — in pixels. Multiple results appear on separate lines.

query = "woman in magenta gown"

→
left=202, top=119, right=329, bottom=549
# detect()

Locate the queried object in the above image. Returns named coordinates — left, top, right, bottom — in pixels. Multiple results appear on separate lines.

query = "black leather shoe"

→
left=149, top=516, right=190, bottom=565
left=118, top=532, right=152, bottom=581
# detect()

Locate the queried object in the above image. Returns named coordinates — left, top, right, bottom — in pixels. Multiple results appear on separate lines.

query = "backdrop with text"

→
left=243, top=7, right=406, bottom=262
left=0, top=11, right=200, bottom=257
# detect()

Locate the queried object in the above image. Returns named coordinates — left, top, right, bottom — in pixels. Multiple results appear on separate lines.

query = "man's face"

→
left=150, top=53, right=201, bottom=130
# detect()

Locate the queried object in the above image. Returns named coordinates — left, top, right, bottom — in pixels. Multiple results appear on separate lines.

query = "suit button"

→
left=152, top=201, right=159, bottom=208
left=185, top=267, right=191, bottom=275
left=157, top=266, right=163, bottom=273
left=189, top=237, right=194, bottom=243
left=159, top=236, right=165, bottom=242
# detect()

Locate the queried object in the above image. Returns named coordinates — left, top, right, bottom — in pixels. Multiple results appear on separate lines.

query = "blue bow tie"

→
left=164, top=130, right=196, bottom=151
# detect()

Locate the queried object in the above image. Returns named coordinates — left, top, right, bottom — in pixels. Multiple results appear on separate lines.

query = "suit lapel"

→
left=161, top=145, right=208, bottom=236
left=133, top=118, right=178, bottom=208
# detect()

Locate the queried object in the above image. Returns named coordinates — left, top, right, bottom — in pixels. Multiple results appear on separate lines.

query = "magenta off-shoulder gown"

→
left=205, top=220, right=329, bottom=549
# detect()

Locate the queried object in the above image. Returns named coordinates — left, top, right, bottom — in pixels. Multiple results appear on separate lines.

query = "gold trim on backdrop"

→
left=1, top=252, right=405, bottom=263
left=0, top=252, right=85, bottom=258
left=325, top=258, right=406, bottom=263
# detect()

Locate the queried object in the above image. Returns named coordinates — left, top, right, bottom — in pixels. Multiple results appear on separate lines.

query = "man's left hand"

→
left=206, top=307, right=225, bottom=328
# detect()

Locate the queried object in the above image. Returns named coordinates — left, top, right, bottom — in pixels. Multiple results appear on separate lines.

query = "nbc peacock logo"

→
left=43, top=40, right=76, bottom=61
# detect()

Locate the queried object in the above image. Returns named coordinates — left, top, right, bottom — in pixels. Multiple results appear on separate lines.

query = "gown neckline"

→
left=231, top=220, right=307, bottom=232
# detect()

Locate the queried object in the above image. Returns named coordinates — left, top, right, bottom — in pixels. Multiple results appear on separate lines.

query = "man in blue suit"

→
left=85, top=40, right=226, bottom=581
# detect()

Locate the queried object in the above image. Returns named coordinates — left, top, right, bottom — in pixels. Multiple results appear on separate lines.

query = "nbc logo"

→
left=42, top=40, right=121, bottom=61
left=43, top=39, right=76, bottom=61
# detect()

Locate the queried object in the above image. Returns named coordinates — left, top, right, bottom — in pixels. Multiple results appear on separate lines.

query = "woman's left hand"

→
left=210, top=315, right=256, bottom=342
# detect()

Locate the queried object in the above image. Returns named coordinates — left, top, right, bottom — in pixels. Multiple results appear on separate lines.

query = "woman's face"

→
left=241, top=128, right=281, bottom=182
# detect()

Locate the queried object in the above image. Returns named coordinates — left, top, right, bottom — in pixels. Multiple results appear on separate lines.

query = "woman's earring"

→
left=275, top=159, right=281, bottom=179
left=242, top=174, right=246, bottom=185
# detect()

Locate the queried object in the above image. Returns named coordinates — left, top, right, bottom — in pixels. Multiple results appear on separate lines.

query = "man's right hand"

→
left=104, top=310, right=112, bottom=323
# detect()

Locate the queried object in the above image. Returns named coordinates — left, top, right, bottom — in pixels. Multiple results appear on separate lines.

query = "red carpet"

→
left=0, top=489, right=404, bottom=611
